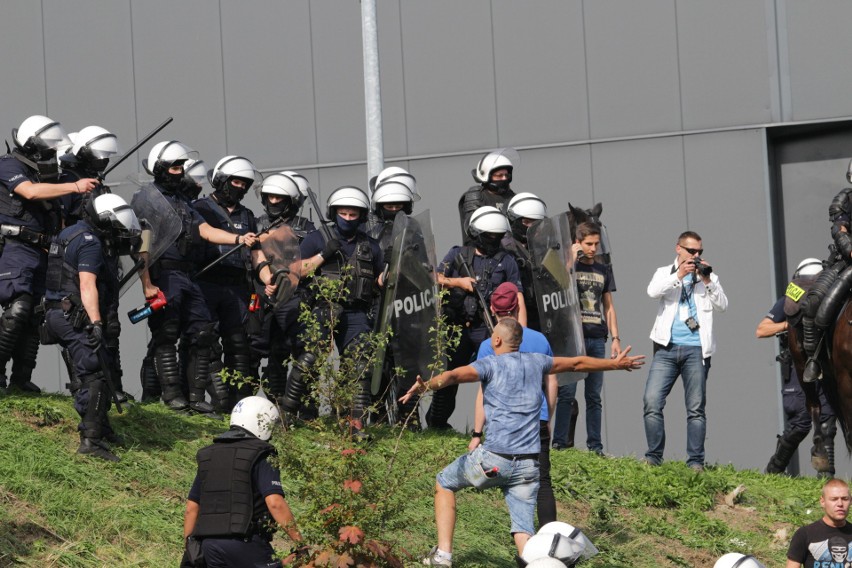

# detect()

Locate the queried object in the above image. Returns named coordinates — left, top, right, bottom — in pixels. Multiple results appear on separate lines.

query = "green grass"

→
left=0, top=393, right=830, bottom=566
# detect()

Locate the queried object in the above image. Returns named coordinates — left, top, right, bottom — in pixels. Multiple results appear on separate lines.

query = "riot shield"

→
left=527, top=213, right=585, bottom=386
left=370, top=211, right=440, bottom=402
left=120, top=184, right=182, bottom=296
left=259, top=224, right=301, bottom=307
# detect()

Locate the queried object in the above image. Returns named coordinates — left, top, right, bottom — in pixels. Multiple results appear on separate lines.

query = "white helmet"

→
left=535, top=522, right=599, bottom=561
left=65, top=126, right=120, bottom=174
left=180, top=159, right=207, bottom=201
left=525, top=558, right=568, bottom=568
left=327, top=185, right=370, bottom=220
left=372, top=179, right=419, bottom=215
left=90, top=193, right=142, bottom=236
left=794, top=257, right=823, bottom=278
left=375, top=166, right=417, bottom=195
left=279, top=170, right=311, bottom=206
left=472, top=147, right=519, bottom=184
left=507, top=192, right=547, bottom=222
left=143, top=140, right=197, bottom=177
left=847, top=159, right=852, bottom=184
left=521, top=532, right=585, bottom=565
left=259, top=173, right=302, bottom=200
left=713, top=553, right=766, bottom=568
left=468, top=206, right=510, bottom=239
left=230, top=396, right=280, bottom=441
left=13, top=115, right=70, bottom=156
left=208, top=155, right=260, bottom=191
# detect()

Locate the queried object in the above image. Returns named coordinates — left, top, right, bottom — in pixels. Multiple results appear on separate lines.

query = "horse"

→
left=567, top=202, right=612, bottom=265
left=788, top=298, right=852, bottom=473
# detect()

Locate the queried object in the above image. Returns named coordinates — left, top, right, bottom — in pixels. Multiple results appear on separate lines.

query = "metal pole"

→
left=361, top=0, right=384, bottom=187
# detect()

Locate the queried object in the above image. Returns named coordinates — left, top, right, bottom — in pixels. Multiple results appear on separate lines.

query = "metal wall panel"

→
left=0, top=3, right=47, bottom=121
left=584, top=1, right=682, bottom=138
left=399, top=1, right=497, bottom=155
left=784, top=2, right=852, bottom=121
left=492, top=1, right=590, bottom=145
left=220, top=1, right=317, bottom=170
left=676, top=1, right=774, bottom=129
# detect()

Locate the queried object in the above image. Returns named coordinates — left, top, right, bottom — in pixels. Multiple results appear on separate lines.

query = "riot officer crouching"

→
left=43, top=193, right=141, bottom=461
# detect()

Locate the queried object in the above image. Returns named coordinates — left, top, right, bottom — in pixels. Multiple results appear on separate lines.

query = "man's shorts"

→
left=437, top=445, right=540, bottom=536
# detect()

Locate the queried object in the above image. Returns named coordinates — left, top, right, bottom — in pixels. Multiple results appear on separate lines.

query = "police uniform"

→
left=187, top=430, right=285, bottom=567
left=252, top=213, right=315, bottom=401
left=458, top=185, right=515, bottom=246
left=193, top=195, right=260, bottom=409
left=43, top=220, right=119, bottom=450
left=147, top=187, right=218, bottom=413
left=501, top=235, right=540, bottom=330
left=0, top=153, right=62, bottom=391
left=428, top=244, right=522, bottom=428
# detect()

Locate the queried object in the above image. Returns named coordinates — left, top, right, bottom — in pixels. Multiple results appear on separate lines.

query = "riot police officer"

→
left=184, top=396, right=303, bottom=567
left=193, top=155, right=273, bottom=410
left=43, top=193, right=141, bottom=461
left=138, top=141, right=259, bottom=415
left=251, top=172, right=315, bottom=403
left=430, top=206, right=525, bottom=429
left=281, top=186, right=383, bottom=429
left=801, top=161, right=852, bottom=382
left=0, top=115, right=98, bottom=393
left=458, top=148, right=518, bottom=246
left=503, top=192, right=548, bottom=331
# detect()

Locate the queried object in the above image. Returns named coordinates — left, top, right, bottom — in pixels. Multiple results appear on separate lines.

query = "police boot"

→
left=185, top=328, right=219, bottom=416
left=567, top=398, right=580, bottom=449
left=140, top=354, right=161, bottom=403
left=77, top=376, right=119, bottom=462
left=206, top=356, right=231, bottom=413
left=281, top=352, right=316, bottom=415
left=425, top=385, right=458, bottom=430
left=9, top=324, right=41, bottom=393
left=153, top=345, right=189, bottom=411
left=223, top=331, right=254, bottom=407
left=264, top=342, right=290, bottom=399
left=818, top=418, right=837, bottom=478
left=351, top=376, right=373, bottom=438
left=765, top=429, right=808, bottom=474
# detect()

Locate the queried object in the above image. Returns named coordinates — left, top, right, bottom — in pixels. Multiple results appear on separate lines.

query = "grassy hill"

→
left=0, top=393, right=828, bottom=567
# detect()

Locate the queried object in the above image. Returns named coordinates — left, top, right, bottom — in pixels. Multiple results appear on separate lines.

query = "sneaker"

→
left=689, top=463, right=705, bottom=473
left=422, top=546, right=452, bottom=566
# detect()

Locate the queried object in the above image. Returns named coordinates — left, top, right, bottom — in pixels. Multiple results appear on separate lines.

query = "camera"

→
left=693, top=257, right=713, bottom=278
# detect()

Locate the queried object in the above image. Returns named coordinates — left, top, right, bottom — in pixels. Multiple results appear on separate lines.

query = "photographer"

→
left=642, top=231, right=727, bottom=471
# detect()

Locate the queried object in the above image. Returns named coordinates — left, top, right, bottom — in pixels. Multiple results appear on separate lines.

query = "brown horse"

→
left=789, top=298, right=852, bottom=471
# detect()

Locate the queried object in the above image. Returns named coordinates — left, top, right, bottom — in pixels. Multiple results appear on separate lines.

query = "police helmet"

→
left=794, top=258, right=823, bottom=278
left=279, top=170, right=310, bottom=207
left=521, top=532, right=585, bottom=565
left=472, top=147, right=518, bottom=184
left=87, top=193, right=142, bottom=236
left=259, top=173, right=302, bottom=219
left=507, top=192, right=547, bottom=222
left=66, top=126, right=120, bottom=173
left=208, top=155, right=260, bottom=192
left=326, top=185, right=370, bottom=221
left=143, top=140, right=198, bottom=178
left=372, top=179, right=418, bottom=215
left=525, top=558, right=568, bottom=568
left=375, top=166, right=418, bottom=195
left=713, top=553, right=766, bottom=568
left=847, top=158, right=852, bottom=185
left=180, top=159, right=207, bottom=201
left=468, top=206, right=510, bottom=239
left=13, top=115, right=71, bottom=157
left=230, top=395, right=280, bottom=441
left=536, top=522, right=599, bottom=561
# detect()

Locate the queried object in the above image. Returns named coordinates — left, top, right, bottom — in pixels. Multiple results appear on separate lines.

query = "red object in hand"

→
left=248, top=293, right=260, bottom=312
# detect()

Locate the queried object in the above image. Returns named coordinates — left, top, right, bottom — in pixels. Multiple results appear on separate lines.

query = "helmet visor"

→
left=35, top=122, right=71, bottom=151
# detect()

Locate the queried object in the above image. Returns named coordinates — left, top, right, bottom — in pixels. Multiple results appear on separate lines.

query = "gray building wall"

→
left=3, top=0, right=852, bottom=475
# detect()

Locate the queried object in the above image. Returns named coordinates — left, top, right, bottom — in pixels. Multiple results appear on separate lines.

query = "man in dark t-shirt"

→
left=787, top=478, right=852, bottom=567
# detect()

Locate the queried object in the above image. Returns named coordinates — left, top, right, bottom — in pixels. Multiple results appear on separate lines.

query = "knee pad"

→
left=152, top=318, right=180, bottom=347
left=1, top=294, right=34, bottom=333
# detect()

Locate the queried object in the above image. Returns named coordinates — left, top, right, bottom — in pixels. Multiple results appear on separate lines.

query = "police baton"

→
left=305, top=187, right=334, bottom=244
left=99, top=117, right=174, bottom=182
left=457, top=254, right=496, bottom=334
left=192, top=216, right=285, bottom=281
left=94, top=343, right=123, bottom=414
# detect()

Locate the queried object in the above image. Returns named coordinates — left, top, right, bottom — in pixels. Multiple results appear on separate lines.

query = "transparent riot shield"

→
left=527, top=213, right=585, bottom=386
left=370, top=211, right=440, bottom=420
left=120, top=184, right=182, bottom=296
left=259, top=224, right=301, bottom=307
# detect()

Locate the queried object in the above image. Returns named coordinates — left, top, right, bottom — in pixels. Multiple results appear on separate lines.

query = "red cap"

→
left=490, top=282, right=519, bottom=314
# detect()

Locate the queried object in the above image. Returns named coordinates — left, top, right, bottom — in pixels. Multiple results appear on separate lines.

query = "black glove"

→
left=86, top=321, right=104, bottom=348
left=320, top=239, right=342, bottom=262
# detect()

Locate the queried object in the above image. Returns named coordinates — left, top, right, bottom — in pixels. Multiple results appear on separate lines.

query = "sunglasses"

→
left=680, top=246, right=704, bottom=256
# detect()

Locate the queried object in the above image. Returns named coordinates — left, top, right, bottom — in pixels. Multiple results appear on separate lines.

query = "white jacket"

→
left=647, top=259, right=728, bottom=358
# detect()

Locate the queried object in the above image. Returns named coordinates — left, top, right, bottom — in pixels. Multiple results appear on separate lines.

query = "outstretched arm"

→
left=551, top=346, right=645, bottom=374
left=399, top=365, right=480, bottom=404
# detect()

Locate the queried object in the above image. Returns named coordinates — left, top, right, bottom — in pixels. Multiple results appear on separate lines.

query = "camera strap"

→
left=679, top=275, right=697, bottom=318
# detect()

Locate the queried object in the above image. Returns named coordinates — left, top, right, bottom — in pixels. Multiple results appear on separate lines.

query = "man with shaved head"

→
left=401, top=318, right=644, bottom=566
left=787, top=478, right=852, bottom=567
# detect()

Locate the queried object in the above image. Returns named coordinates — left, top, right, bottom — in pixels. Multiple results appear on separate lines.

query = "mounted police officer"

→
left=430, top=206, right=525, bottom=429
left=281, top=186, right=383, bottom=429
left=458, top=148, right=518, bottom=246
left=800, top=160, right=852, bottom=382
left=184, top=395, right=303, bottom=567
left=138, top=141, right=259, bottom=415
left=0, top=115, right=98, bottom=393
left=503, top=192, right=548, bottom=331
left=43, top=193, right=141, bottom=461
left=193, top=155, right=274, bottom=411
left=251, top=171, right=315, bottom=403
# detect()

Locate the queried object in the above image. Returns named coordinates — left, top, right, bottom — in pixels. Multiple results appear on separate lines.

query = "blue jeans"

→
left=643, top=344, right=711, bottom=467
left=437, top=446, right=540, bottom=536
left=553, top=337, right=606, bottom=452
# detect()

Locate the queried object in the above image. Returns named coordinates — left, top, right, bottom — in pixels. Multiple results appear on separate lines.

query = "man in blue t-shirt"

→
left=472, top=282, right=557, bottom=528
left=401, top=318, right=644, bottom=565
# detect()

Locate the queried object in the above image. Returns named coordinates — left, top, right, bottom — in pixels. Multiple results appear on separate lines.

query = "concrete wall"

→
left=3, top=0, right=852, bottom=474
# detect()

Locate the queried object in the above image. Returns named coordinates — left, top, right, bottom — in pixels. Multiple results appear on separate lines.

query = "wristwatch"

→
left=471, top=431, right=483, bottom=438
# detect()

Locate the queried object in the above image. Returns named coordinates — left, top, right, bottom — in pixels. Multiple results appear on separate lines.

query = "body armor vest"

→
left=444, top=246, right=506, bottom=325
left=322, top=233, right=376, bottom=307
left=259, top=213, right=312, bottom=243
left=192, top=436, right=275, bottom=539
left=0, top=155, right=60, bottom=233
left=196, top=198, right=252, bottom=272
left=46, top=224, right=94, bottom=297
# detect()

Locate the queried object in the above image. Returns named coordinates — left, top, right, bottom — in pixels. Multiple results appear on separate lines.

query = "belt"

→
left=0, top=224, right=50, bottom=247
left=492, top=452, right=538, bottom=461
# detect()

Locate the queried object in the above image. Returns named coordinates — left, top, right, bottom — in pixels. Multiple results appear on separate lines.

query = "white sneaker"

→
left=422, top=546, right=452, bottom=566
